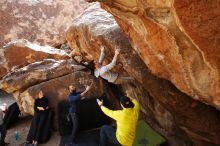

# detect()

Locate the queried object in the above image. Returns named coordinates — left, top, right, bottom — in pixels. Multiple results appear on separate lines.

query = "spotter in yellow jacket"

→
left=98, top=94, right=140, bottom=146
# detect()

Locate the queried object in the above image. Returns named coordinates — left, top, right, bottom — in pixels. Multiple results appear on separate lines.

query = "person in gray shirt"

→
left=94, top=46, right=134, bottom=85
left=0, top=109, right=9, bottom=146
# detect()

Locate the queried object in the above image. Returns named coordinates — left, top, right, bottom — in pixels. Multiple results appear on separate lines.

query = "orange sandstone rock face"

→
left=0, top=39, right=70, bottom=78
left=0, top=0, right=90, bottom=47
left=66, top=4, right=220, bottom=145
left=86, top=0, right=220, bottom=109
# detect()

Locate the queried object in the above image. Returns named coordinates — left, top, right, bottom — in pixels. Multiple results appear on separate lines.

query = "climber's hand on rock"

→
left=100, top=46, right=105, bottom=52
left=115, top=49, right=120, bottom=55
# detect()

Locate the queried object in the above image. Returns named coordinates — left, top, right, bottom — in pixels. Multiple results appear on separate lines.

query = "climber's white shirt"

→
left=95, top=67, right=118, bottom=83
left=95, top=52, right=119, bottom=83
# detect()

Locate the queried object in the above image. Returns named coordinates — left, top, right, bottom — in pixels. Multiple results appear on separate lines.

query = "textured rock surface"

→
left=19, top=72, right=114, bottom=124
left=0, top=39, right=70, bottom=78
left=66, top=4, right=220, bottom=146
left=86, top=0, right=220, bottom=109
left=0, top=0, right=90, bottom=47
left=0, top=59, right=80, bottom=112
left=0, top=59, right=84, bottom=93
left=0, top=58, right=119, bottom=128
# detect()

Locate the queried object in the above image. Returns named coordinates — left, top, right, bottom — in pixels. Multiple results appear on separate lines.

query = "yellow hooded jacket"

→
left=101, top=99, right=140, bottom=146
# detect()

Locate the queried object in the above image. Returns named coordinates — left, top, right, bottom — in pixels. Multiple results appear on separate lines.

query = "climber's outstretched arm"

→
left=102, top=49, right=120, bottom=72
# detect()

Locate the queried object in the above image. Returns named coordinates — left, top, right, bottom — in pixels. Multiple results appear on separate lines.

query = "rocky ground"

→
left=5, top=118, right=60, bottom=146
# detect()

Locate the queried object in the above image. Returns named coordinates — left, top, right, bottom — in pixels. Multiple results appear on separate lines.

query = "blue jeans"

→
left=100, top=125, right=122, bottom=146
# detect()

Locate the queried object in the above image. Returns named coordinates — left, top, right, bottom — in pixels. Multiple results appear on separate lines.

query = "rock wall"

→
left=0, top=39, right=70, bottom=78
left=0, top=1, right=219, bottom=145
left=0, top=58, right=119, bottom=128
left=0, top=0, right=90, bottom=47
left=0, top=59, right=83, bottom=93
left=66, top=4, right=220, bottom=146
left=86, top=0, right=220, bottom=110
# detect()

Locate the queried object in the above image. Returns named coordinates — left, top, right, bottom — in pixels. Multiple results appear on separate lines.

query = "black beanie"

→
left=120, top=96, right=134, bottom=108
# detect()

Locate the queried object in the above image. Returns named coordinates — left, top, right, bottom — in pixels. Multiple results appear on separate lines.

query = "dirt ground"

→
left=0, top=91, right=61, bottom=146
left=5, top=118, right=60, bottom=146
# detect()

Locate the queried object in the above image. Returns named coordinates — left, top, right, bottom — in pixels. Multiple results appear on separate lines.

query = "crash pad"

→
left=133, top=120, right=166, bottom=146
left=60, top=129, right=117, bottom=146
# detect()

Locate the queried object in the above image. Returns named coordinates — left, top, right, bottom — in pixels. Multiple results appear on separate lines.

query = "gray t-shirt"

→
left=95, top=49, right=119, bottom=83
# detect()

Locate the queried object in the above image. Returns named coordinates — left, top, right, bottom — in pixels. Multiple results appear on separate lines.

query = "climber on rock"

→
left=68, top=82, right=93, bottom=145
left=97, top=88, right=140, bottom=146
left=94, top=46, right=134, bottom=85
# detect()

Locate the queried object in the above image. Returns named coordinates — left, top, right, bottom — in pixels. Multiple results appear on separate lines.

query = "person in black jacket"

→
left=0, top=109, right=9, bottom=146
left=32, top=91, right=49, bottom=146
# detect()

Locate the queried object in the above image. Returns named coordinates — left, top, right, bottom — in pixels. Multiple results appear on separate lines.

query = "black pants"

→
left=100, top=125, right=122, bottom=146
left=0, top=124, right=7, bottom=145
left=32, top=112, right=47, bottom=142
left=70, top=113, right=79, bottom=143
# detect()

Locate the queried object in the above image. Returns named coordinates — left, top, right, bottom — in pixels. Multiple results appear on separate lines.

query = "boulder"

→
left=66, top=4, right=220, bottom=145
left=19, top=72, right=115, bottom=124
left=0, top=58, right=119, bottom=128
left=0, top=39, right=70, bottom=78
left=86, top=0, right=220, bottom=110
left=0, top=0, right=90, bottom=47
left=0, top=59, right=85, bottom=93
